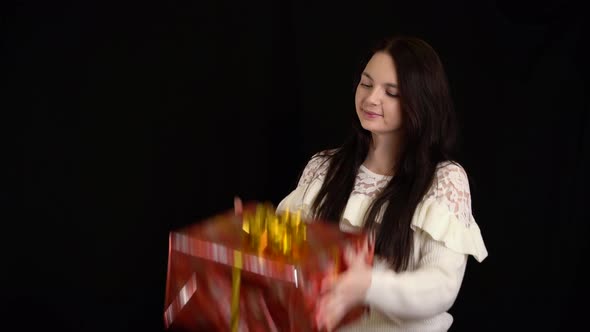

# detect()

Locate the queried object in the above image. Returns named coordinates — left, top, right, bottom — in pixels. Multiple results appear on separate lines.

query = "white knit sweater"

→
left=276, top=153, right=488, bottom=332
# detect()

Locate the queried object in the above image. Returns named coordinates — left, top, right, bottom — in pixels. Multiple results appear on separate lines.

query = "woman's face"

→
left=355, top=51, right=403, bottom=135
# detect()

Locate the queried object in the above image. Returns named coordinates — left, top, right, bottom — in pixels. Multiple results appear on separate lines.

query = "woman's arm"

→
left=365, top=234, right=467, bottom=320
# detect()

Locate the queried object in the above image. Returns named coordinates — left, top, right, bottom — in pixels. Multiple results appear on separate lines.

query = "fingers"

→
left=344, top=244, right=367, bottom=267
left=344, top=245, right=356, bottom=266
left=370, top=231, right=376, bottom=246
left=233, top=196, right=243, bottom=216
left=316, top=293, right=345, bottom=332
left=344, top=233, right=375, bottom=267
left=365, top=234, right=375, bottom=264
left=320, top=274, right=338, bottom=294
left=315, top=295, right=331, bottom=331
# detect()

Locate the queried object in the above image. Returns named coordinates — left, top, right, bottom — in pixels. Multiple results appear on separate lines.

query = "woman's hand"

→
left=234, top=196, right=243, bottom=216
left=315, top=242, right=373, bottom=331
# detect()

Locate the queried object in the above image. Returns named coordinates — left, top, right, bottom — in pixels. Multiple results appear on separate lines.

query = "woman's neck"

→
left=363, top=132, right=402, bottom=176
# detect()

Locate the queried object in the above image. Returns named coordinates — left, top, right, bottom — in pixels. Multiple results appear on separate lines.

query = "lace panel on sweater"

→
left=298, top=155, right=473, bottom=226
left=424, top=162, right=474, bottom=227
left=298, top=154, right=390, bottom=199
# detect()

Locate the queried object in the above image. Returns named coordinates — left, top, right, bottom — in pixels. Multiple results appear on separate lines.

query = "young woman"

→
left=234, top=37, right=488, bottom=332
left=236, top=35, right=487, bottom=331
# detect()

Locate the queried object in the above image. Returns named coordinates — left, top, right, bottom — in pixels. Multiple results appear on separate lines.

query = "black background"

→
left=5, top=0, right=589, bottom=331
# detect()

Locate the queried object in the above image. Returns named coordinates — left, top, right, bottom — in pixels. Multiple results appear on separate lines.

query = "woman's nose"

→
left=365, top=88, right=381, bottom=106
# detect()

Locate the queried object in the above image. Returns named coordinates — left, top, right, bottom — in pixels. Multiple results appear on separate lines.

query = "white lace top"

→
left=277, top=152, right=488, bottom=332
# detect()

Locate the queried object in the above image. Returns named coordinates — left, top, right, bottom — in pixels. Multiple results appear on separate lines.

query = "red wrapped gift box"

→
left=163, top=202, right=373, bottom=332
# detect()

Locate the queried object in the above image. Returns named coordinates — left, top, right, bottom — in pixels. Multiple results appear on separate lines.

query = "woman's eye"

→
left=360, top=83, right=372, bottom=88
left=387, top=92, right=399, bottom=98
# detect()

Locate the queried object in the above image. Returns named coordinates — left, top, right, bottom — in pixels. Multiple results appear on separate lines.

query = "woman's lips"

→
left=362, top=110, right=383, bottom=118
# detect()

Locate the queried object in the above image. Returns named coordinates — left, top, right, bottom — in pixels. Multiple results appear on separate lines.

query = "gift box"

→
left=163, top=202, right=373, bottom=332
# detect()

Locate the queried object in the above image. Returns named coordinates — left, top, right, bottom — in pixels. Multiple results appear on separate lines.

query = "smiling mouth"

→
left=363, top=110, right=383, bottom=117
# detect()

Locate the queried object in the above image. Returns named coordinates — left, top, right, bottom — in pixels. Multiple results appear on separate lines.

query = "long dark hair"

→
left=310, top=36, right=458, bottom=271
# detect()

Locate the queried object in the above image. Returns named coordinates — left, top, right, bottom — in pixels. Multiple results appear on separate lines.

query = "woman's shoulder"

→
left=414, top=161, right=488, bottom=262
left=435, top=160, right=468, bottom=176
left=422, top=160, right=473, bottom=223
left=297, top=149, right=336, bottom=187
left=422, top=161, right=472, bottom=214
left=312, top=148, right=338, bottom=159
left=432, top=161, right=470, bottom=193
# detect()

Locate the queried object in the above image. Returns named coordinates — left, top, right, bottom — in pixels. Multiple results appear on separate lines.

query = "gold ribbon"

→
left=242, top=204, right=306, bottom=256
left=230, top=203, right=307, bottom=331
left=230, top=250, right=243, bottom=332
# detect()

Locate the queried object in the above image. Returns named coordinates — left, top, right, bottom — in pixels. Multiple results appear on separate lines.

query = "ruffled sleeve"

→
left=363, top=162, right=488, bottom=321
left=411, top=162, right=488, bottom=262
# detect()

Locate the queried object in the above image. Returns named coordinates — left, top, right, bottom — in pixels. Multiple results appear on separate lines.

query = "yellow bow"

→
left=242, top=203, right=306, bottom=257
left=231, top=203, right=307, bottom=331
